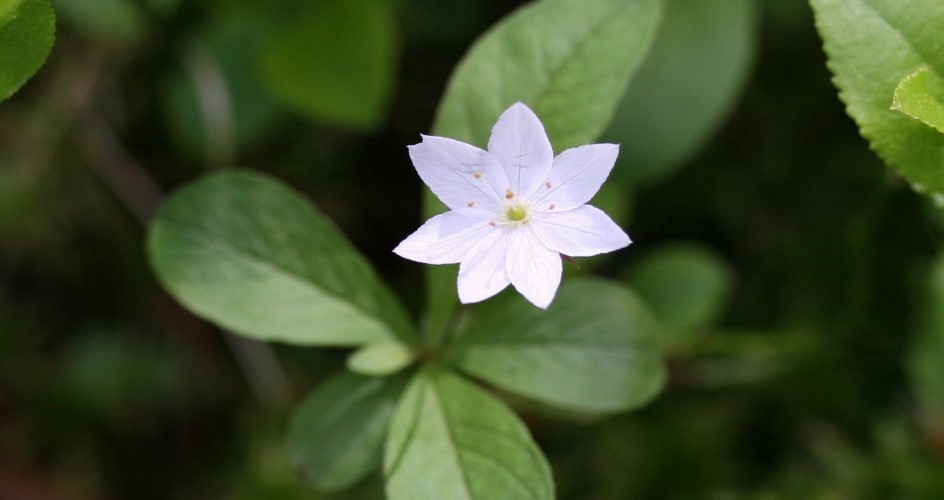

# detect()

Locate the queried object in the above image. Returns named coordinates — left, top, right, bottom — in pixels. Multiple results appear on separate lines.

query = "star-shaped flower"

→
left=394, top=102, right=631, bottom=309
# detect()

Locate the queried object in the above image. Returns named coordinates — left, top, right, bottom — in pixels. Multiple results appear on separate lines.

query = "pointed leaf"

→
left=287, top=371, right=407, bottom=492
left=892, top=66, right=944, bottom=134
left=811, top=0, right=944, bottom=202
left=0, top=0, right=55, bottom=102
left=424, top=0, right=661, bottom=337
left=148, top=171, right=414, bottom=346
left=448, top=279, right=665, bottom=414
left=384, top=369, right=553, bottom=500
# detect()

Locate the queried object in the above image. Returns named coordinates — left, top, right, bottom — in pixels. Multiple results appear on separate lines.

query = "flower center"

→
left=506, top=203, right=529, bottom=222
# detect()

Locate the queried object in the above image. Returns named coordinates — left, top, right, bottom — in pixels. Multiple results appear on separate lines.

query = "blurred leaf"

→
left=447, top=279, right=665, bottom=414
left=605, top=0, right=757, bottom=185
left=384, top=368, right=553, bottom=500
left=0, top=0, right=54, bottom=101
left=424, top=0, right=661, bottom=340
left=811, top=0, right=944, bottom=203
left=626, top=243, right=734, bottom=346
left=287, top=371, right=406, bottom=492
left=892, top=66, right=944, bottom=134
left=52, top=0, right=143, bottom=42
left=909, top=253, right=944, bottom=419
left=258, top=0, right=398, bottom=130
left=164, top=10, right=279, bottom=164
left=347, top=342, right=416, bottom=376
left=148, top=171, right=415, bottom=346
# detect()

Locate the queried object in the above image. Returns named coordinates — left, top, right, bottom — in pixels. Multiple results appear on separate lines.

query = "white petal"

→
left=529, top=144, right=619, bottom=211
left=393, top=209, right=495, bottom=264
left=487, top=102, right=554, bottom=200
left=457, top=229, right=511, bottom=304
left=531, top=205, right=631, bottom=257
left=505, top=229, right=562, bottom=309
left=408, top=135, right=508, bottom=211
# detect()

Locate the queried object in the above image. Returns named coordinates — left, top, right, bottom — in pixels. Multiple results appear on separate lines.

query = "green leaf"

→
left=52, top=0, right=144, bottom=42
left=258, top=0, right=398, bottom=130
left=287, top=371, right=406, bottom=492
left=605, top=0, right=758, bottom=185
left=347, top=342, right=416, bottom=376
left=433, top=0, right=661, bottom=151
left=447, top=279, right=665, bottom=414
left=0, top=0, right=55, bottom=102
left=147, top=171, right=414, bottom=346
left=626, top=243, right=734, bottom=346
left=892, top=66, right=944, bottom=134
left=909, top=254, right=944, bottom=419
left=811, top=0, right=944, bottom=203
left=423, top=0, right=661, bottom=341
left=384, top=369, right=553, bottom=500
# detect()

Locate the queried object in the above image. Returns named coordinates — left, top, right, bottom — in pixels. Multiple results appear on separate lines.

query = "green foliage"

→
left=347, top=342, right=415, bottom=376
left=424, top=0, right=662, bottom=338
left=909, top=253, right=944, bottom=419
left=258, top=0, right=398, bottom=130
left=626, top=243, right=734, bottom=346
left=606, top=0, right=757, bottom=185
left=812, top=0, right=944, bottom=203
left=52, top=0, right=144, bottom=42
left=892, top=66, right=944, bottom=134
left=0, top=0, right=54, bottom=101
left=147, top=171, right=414, bottom=346
left=384, top=368, right=553, bottom=500
left=287, top=372, right=406, bottom=492
left=448, top=279, right=665, bottom=414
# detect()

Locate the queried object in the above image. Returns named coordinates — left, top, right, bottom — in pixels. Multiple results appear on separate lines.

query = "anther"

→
left=489, top=221, right=497, bottom=227
left=548, top=204, right=555, bottom=210
left=546, top=181, right=552, bottom=188
left=505, top=189, right=514, bottom=199
left=474, top=172, right=483, bottom=179
left=467, top=201, right=475, bottom=207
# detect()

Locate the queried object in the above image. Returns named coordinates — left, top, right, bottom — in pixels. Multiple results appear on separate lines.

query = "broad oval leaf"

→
left=384, top=369, right=553, bottom=500
left=258, top=0, right=398, bottom=130
left=148, top=171, right=414, bottom=346
left=892, top=66, right=944, bottom=134
left=626, top=243, right=734, bottom=346
left=605, top=0, right=757, bottom=185
left=287, top=371, right=407, bottom=492
left=433, top=0, right=661, bottom=151
left=811, top=0, right=944, bottom=202
left=0, top=0, right=55, bottom=102
left=447, top=279, right=666, bottom=414
left=424, top=0, right=661, bottom=337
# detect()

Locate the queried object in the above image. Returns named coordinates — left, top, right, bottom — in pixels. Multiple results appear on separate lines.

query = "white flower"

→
left=394, top=102, right=631, bottom=309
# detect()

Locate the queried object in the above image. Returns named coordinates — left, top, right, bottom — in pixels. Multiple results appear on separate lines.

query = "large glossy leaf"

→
left=287, top=371, right=406, bottom=492
left=258, top=0, right=398, bottom=130
left=447, top=279, right=665, bottom=414
left=423, top=0, right=661, bottom=338
left=148, top=171, right=414, bottom=346
left=626, top=243, right=734, bottom=346
left=605, top=0, right=757, bottom=185
left=0, top=0, right=55, bottom=101
left=384, top=369, right=553, bottom=500
left=811, top=0, right=944, bottom=202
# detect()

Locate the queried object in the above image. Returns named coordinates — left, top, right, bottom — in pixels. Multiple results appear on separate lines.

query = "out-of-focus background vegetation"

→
left=2, top=0, right=944, bottom=498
